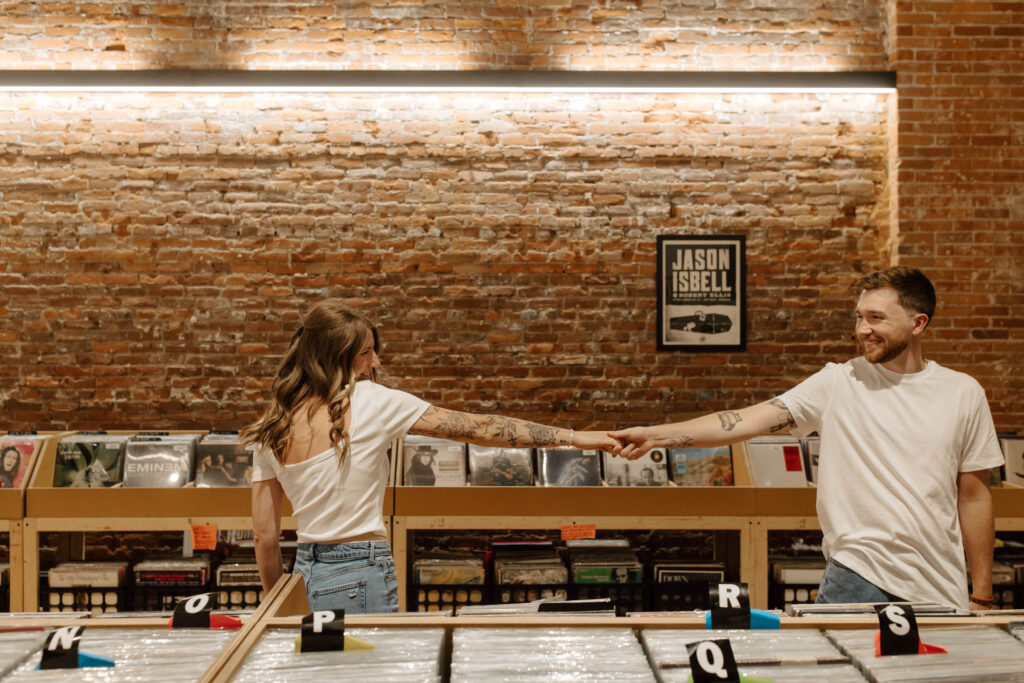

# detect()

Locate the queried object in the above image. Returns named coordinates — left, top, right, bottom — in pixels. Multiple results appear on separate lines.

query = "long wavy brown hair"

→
left=242, top=301, right=379, bottom=464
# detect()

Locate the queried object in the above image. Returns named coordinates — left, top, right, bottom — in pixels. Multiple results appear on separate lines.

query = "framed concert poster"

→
left=656, top=234, right=747, bottom=352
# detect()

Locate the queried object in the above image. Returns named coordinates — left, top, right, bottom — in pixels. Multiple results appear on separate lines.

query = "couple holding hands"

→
left=247, top=266, right=1003, bottom=614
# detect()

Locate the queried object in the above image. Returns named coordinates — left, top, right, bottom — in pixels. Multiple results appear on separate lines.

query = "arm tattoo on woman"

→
left=487, top=416, right=519, bottom=447
left=526, top=423, right=558, bottom=446
left=420, top=406, right=475, bottom=439
left=716, top=411, right=742, bottom=432
left=666, top=435, right=694, bottom=448
left=767, top=398, right=797, bottom=433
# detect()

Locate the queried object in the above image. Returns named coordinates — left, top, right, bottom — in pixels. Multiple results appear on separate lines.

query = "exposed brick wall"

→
left=0, top=0, right=1021, bottom=434
left=0, top=0, right=887, bottom=71
left=889, top=0, right=1024, bottom=429
left=0, top=91, right=889, bottom=430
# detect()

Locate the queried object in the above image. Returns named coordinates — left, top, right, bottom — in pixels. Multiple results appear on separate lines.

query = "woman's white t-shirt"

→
left=778, top=358, right=1003, bottom=609
left=252, top=381, right=429, bottom=544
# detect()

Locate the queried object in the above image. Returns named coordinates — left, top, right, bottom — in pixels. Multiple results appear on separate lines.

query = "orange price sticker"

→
left=189, top=524, right=218, bottom=551
left=560, top=524, right=596, bottom=541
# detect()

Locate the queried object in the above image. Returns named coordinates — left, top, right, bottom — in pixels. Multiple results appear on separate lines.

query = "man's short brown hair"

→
left=855, top=266, right=936, bottom=322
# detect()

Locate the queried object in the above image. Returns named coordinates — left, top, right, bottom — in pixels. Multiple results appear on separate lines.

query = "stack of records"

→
left=650, top=561, right=727, bottom=611
left=403, top=435, right=466, bottom=486
left=771, top=557, right=826, bottom=608
left=1000, top=434, right=1024, bottom=487
left=195, top=431, right=253, bottom=487
left=536, top=447, right=601, bottom=486
left=467, top=445, right=533, bottom=486
left=789, top=602, right=971, bottom=618
left=642, top=628, right=864, bottom=682
left=0, top=561, right=7, bottom=587
left=567, top=539, right=642, bottom=584
left=0, top=630, right=47, bottom=679
left=667, top=446, right=734, bottom=486
left=0, top=434, right=47, bottom=489
left=216, top=561, right=264, bottom=610
left=412, top=553, right=485, bottom=612
left=45, top=561, right=127, bottom=614
left=53, top=433, right=130, bottom=487
left=828, top=625, right=1024, bottom=681
left=456, top=598, right=615, bottom=616
left=133, top=557, right=210, bottom=587
left=801, top=435, right=821, bottom=484
left=3, top=627, right=237, bottom=681
left=492, top=542, right=568, bottom=603
left=602, top=448, right=670, bottom=486
left=450, top=627, right=654, bottom=681
left=233, top=627, right=446, bottom=682
left=123, top=434, right=200, bottom=487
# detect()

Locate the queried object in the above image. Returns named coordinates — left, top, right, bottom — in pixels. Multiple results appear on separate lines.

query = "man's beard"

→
left=861, top=335, right=909, bottom=364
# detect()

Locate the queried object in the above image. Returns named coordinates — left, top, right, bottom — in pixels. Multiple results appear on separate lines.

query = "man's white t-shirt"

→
left=252, top=381, right=429, bottom=544
left=778, top=357, right=1003, bottom=609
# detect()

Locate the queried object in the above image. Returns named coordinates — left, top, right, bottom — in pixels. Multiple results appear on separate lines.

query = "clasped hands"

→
left=571, top=426, right=661, bottom=461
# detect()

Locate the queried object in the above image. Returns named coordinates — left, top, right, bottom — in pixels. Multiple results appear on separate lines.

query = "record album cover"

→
left=53, top=434, right=129, bottom=488
left=467, top=445, right=534, bottom=486
left=195, top=433, right=253, bottom=487
left=744, top=436, right=808, bottom=487
left=123, top=438, right=194, bottom=488
left=602, top=448, right=670, bottom=486
left=1002, top=436, right=1024, bottom=488
left=403, top=435, right=466, bottom=486
left=668, top=446, right=733, bottom=486
left=536, top=448, right=601, bottom=486
left=0, top=435, right=45, bottom=489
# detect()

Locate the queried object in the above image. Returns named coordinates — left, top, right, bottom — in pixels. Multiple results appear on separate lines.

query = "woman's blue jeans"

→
left=293, top=540, right=399, bottom=614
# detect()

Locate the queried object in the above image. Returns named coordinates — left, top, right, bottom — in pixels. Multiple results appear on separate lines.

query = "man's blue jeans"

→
left=816, top=558, right=907, bottom=604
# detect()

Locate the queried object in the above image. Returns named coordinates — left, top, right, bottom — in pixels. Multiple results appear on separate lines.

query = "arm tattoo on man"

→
left=767, top=398, right=797, bottom=433
left=716, top=411, right=742, bottom=432
left=666, top=435, right=694, bottom=448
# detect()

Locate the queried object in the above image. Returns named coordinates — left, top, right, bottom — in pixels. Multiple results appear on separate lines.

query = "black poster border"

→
left=656, top=234, right=747, bottom=353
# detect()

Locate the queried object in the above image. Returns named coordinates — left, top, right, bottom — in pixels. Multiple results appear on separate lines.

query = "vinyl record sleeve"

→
left=195, top=435, right=254, bottom=487
left=123, top=439, right=194, bottom=488
left=53, top=435, right=129, bottom=488
left=403, top=436, right=466, bottom=486
left=602, top=448, right=670, bottom=486
left=0, top=436, right=45, bottom=489
left=667, top=446, right=733, bottom=486
left=744, top=436, right=808, bottom=487
left=536, top=448, right=601, bottom=486
left=467, top=445, right=534, bottom=486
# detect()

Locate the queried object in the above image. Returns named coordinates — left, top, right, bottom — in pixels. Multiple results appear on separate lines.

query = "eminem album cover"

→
left=195, top=433, right=253, bottom=487
left=602, top=448, right=669, bottom=486
left=123, top=438, right=194, bottom=488
left=53, top=434, right=129, bottom=488
left=0, top=435, right=45, bottom=489
left=668, top=446, right=733, bottom=486
left=403, top=435, right=466, bottom=486
left=536, top=448, right=601, bottom=486
left=467, top=445, right=534, bottom=486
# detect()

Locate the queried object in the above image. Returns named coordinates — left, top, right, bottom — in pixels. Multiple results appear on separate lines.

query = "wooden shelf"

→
left=395, top=484, right=757, bottom=517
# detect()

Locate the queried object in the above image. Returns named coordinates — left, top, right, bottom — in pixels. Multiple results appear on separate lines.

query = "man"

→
left=611, top=267, right=1004, bottom=610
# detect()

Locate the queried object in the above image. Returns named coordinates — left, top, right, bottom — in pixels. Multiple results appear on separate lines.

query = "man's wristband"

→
left=969, top=594, right=995, bottom=604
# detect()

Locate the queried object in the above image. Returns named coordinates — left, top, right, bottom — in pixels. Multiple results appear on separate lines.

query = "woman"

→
left=0, top=446, right=21, bottom=488
left=243, top=301, right=618, bottom=613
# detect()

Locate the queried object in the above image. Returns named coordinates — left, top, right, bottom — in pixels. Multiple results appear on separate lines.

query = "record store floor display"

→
left=827, top=625, right=1024, bottom=682
left=2, top=627, right=237, bottom=681
left=231, top=627, right=445, bottom=682
left=642, top=628, right=867, bottom=682
left=450, top=627, right=656, bottom=681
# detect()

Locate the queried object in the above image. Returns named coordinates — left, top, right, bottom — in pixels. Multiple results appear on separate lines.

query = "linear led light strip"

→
left=0, top=70, right=897, bottom=93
